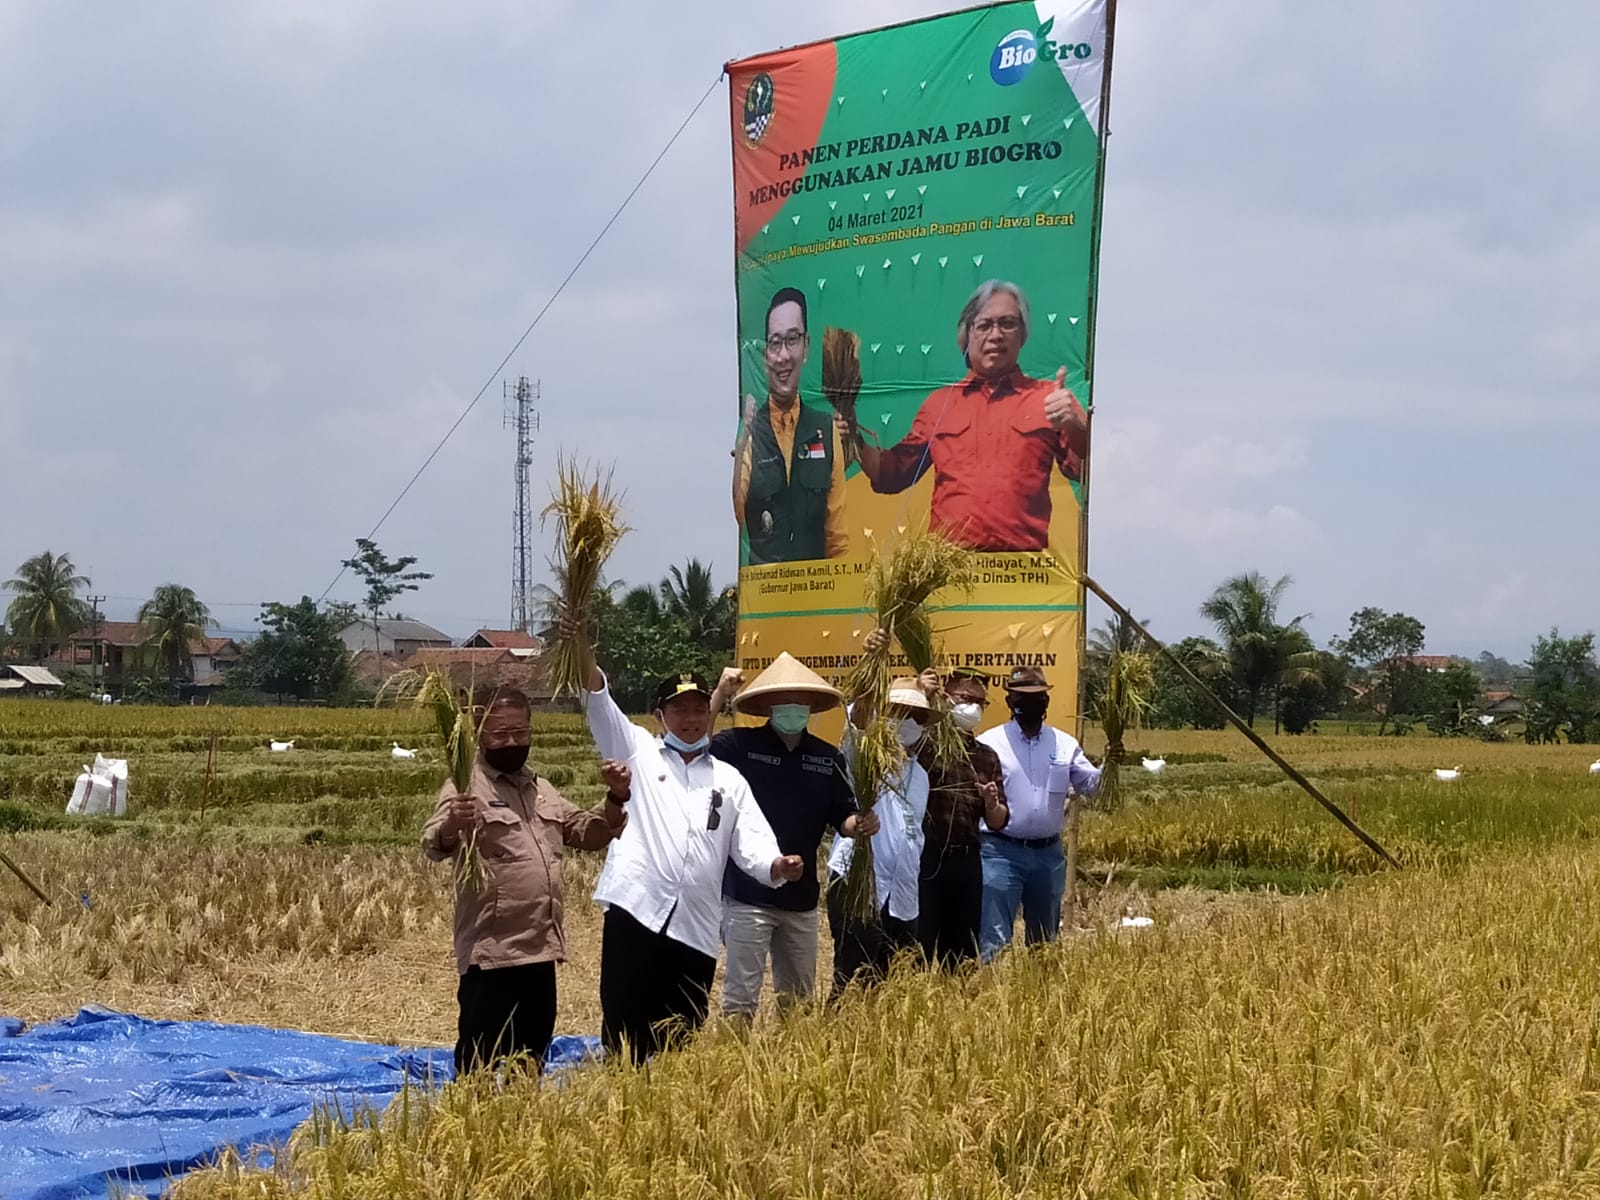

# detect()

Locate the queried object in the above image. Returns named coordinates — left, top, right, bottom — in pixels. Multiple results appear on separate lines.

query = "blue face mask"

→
left=769, top=703, right=811, bottom=736
left=663, top=730, right=710, bottom=754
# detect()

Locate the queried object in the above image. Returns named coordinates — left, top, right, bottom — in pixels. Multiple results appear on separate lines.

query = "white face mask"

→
left=950, top=702, right=983, bottom=732
left=898, top=716, right=924, bottom=747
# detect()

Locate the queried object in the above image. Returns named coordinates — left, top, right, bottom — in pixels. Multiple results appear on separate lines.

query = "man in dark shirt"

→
left=919, top=669, right=1010, bottom=968
left=709, top=652, right=877, bottom=1019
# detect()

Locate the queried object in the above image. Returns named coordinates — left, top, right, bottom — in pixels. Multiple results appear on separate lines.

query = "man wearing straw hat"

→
left=827, top=675, right=932, bottom=995
left=977, top=665, right=1103, bottom=960
left=562, top=619, right=806, bottom=1064
left=708, top=652, right=877, bottom=1019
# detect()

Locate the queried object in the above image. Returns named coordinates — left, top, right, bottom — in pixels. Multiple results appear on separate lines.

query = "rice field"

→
left=5, top=700, right=1600, bottom=1196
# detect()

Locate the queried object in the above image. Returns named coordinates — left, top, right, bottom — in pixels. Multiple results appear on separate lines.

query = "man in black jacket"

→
left=709, top=653, right=877, bottom=1018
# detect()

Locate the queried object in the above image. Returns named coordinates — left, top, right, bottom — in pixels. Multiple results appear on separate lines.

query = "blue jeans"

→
left=979, top=834, right=1066, bottom=961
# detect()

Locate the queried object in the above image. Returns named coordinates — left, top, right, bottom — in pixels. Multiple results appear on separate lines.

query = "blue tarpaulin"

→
left=0, top=1007, right=600, bottom=1200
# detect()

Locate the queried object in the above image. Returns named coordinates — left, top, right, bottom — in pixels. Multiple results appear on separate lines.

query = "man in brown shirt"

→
left=421, top=687, right=627, bottom=1075
left=919, top=669, right=1009, bottom=969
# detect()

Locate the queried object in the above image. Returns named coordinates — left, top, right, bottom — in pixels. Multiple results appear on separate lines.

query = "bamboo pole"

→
left=1081, top=575, right=1400, bottom=870
left=0, top=846, right=52, bottom=906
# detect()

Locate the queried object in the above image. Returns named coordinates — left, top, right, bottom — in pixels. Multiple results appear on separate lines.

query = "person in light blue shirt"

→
left=975, top=665, right=1102, bottom=960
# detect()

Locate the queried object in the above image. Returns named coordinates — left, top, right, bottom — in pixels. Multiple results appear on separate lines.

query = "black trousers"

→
left=918, top=846, right=984, bottom=970
left=600, top=906, right=718, bottom=1066
left=455, top=961, right=557, bottom=1076
left=826, top=876, right=919, bottom=998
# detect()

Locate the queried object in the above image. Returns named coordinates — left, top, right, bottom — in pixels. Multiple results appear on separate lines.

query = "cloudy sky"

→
left=2, top=0, right=1594, bottom=659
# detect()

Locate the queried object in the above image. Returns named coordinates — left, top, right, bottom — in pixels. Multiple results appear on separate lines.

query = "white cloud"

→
left=1092, top=419, right=1318, bottom=555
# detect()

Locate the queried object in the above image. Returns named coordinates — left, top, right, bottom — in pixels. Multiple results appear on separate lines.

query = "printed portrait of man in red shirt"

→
left=835, top=281, right=1089, bottom=553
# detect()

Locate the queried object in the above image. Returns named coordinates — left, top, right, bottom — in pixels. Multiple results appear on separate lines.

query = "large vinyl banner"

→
left=727, top=0, right=1112, bottom=735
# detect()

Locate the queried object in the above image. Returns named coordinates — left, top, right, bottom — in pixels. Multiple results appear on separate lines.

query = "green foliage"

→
left=1423, top=663, right=1487, bottom=737
left=1198, top=572, right=1311, bottom=728
left=4, top=550, right=91, bottom=660
left=590, top=560, right=738, bottom=711
left=1083, top=615, right=1147, bottom=718
left=1279, top=650, right=1349, bottom=735
left=658, top=559, right=736, bottom=654
left=230, top=598, right=356, bottom=703
left=340, top=538, right=432, bottom=653
left=1475, top=651, right=1519, bottom=687
left=1523, top=629, right=1600, bottom=744
left=138, top=583, right=214, bottom=695
left=1332, top=607, right=1426, bottom=734
left=1147, top=637, right=1232, bottom=730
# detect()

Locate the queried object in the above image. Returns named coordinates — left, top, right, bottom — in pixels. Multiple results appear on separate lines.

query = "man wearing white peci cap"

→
left=708, top=653, right=877, bottom=1019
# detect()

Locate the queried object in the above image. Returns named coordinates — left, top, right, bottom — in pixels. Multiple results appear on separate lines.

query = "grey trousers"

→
left=719, top=898, right=819, bottom=1017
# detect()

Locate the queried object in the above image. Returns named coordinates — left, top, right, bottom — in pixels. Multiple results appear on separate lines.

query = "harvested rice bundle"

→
left=1094, top=650, right=1154, bottom=812
left=541, top=457, right=629, bottom=700
left=820, top=326, right=862, bottom=468
left=838, top=530, right=975, bottom=919
left=379, top=668, right=489, bottom=892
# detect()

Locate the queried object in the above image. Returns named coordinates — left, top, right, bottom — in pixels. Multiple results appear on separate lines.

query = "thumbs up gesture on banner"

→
left=1044, top=367, right=1087, bottom=435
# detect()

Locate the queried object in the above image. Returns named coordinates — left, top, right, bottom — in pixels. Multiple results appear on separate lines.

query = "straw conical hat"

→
left=734, top=652, right=843, bottom=714
left=887, top=677, right=931, bottom=712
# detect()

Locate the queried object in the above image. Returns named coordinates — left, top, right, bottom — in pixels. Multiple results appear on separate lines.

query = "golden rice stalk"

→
left=379, top=667, right=489, bottom=891
left=820, top=326, right=862, bottom=468
left=839, top=530, right=976, bottom=919
left=1094, top=650, right=1155, bottom=812
left=838, top=713, right=904, bottom=921
left=541, top=456, right=629, bottom=700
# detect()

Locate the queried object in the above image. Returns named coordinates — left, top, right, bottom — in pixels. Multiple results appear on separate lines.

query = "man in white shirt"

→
left=565, top=620, right=805, bottom=1064
left=827, top=678, right=932, bottom=995
left=976, top=665, right=1102, bottom=960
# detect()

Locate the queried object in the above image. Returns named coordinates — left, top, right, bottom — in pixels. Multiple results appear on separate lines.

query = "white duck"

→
left=1141, top=756, right=1166, bottom=774
left=1590, top=759, right=1600, bottom=775
left=391, top=742, right=418, bottom=760
left=269, top=739, right=295, bottom=753
left=1434, top=765, right=1462, bottom=782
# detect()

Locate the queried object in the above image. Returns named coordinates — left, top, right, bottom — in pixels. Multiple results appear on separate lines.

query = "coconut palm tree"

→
left=1199, top=572, right=1313, bottom=729
left=138, top=584, right=213, bottom=695
left=660, top=559, right=735, bottom=652
left=5, top=550, right=90, bottom=662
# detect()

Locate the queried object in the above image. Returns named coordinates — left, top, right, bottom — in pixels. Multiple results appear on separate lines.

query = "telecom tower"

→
left=503, top=376, right=540, bottom=633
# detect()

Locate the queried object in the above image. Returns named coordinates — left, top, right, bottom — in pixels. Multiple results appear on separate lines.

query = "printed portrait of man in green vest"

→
left=733, top=287, right=849, bottom=566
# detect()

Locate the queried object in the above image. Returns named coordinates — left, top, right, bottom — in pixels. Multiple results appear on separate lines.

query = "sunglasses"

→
left=707, top=788, right=724, bottom=832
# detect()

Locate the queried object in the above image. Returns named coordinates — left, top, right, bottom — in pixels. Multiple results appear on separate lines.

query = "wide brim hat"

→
left=1003, top=665, right=1051, bottom=694
left=886, top=677, right=932, bottom=713
left=734, top=652, right=844, bottom=715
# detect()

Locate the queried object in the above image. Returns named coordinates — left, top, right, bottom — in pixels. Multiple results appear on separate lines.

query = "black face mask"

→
left=1009, top=695, right=1049, bottom=725
left=483, top=745, right=530, bottom=775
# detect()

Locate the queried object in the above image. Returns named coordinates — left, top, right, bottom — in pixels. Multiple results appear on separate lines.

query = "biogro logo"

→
left=989, top=29, right=1037, bottom=86
left=989, top=16, right=1095, bottom=86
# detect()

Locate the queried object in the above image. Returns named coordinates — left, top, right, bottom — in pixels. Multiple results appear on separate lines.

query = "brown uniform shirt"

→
left=421, top=760, right=617, bottom=974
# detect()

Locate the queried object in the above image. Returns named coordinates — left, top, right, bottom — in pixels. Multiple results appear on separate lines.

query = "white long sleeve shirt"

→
left=827, top=756, right=929, bottom=921
left=977, top=722, right=1101, bottom=841
left=585, top=675, right=782, bottom=959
